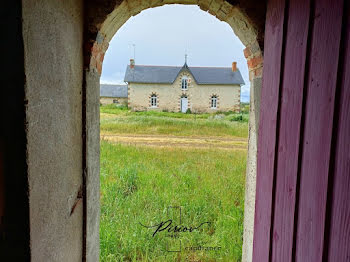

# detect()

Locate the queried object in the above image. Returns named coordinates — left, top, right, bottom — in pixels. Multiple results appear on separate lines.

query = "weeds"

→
left=100, top=142, right=246, bottom=261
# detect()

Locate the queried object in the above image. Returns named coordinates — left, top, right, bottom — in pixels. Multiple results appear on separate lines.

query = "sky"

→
left=101, top=4, right=250, bottom=102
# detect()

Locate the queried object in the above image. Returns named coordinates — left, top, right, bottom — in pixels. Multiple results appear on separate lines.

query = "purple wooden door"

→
left=253, top=0, right=349, bottom=261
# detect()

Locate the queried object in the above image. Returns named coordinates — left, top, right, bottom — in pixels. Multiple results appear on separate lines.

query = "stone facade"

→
left=100, top=84, right=128, bottom=105
left=100, top=97, right=128, bottom=105
left=128, top=70, right=241, bottom=113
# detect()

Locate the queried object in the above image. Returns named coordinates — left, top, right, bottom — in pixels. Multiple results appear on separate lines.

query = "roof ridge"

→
left=131, top=64, right=238, bottom=70
left=132, top=64, right=182, bottom=68
left=100, top=83, right=127, bottom=86
left=189, top=66, right=233, bottom=69
left=124, top=64, right=245, bottom=85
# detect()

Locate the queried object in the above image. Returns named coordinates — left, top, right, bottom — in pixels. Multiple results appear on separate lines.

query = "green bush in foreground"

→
left=100, top=141, right=246, bottom=262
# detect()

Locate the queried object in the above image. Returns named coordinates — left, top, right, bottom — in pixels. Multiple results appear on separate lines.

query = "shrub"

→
left=117, top=104, right=129, bottom=110
left=229, top=113, right=249, bottom=123
left=185, top=108, right=192, bottom=114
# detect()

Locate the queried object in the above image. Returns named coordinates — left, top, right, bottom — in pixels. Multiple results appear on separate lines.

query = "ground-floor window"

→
left=211, top=95, right=217, bottom=109
left=151, top=94, right=158, bottom=107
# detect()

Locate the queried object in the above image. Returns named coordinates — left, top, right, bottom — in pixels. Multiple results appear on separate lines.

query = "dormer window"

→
left=181, top=76, right=188, bottom=90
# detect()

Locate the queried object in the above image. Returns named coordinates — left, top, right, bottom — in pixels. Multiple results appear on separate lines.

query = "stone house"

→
left=100, top=84, right=128, bottom=105
left=124, top=59, right=244, bottom=113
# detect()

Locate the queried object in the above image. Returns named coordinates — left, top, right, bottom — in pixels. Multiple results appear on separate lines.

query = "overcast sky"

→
left=101, top=4, right=250, bottom=102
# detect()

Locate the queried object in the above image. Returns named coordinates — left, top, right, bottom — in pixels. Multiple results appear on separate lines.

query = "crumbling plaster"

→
left=22, top=0, right=84, bottom=260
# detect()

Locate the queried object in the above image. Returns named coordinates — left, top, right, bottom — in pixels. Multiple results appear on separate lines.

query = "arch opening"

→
left=84, top=1, right=265, bottom=261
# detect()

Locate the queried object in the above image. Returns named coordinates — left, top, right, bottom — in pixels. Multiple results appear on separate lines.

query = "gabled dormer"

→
left=177, top=62, right=195, bottom=91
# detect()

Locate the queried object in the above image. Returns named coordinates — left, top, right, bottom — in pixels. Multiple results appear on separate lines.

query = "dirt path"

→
left=101, top=133, right=248, bottom=150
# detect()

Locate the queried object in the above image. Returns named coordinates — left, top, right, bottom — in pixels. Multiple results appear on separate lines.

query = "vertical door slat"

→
left=327, top=3, right=350, bottom=261
left=271, top=0, right=311, bottom=261
left=252, top=0, right=286, bottom=260
left=295, top=0, right=344, bottom=261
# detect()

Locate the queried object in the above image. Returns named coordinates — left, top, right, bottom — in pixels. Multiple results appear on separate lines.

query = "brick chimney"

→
left=130, top=59, right=135, bottom=69
left=232, top=62, right=237, bottom=72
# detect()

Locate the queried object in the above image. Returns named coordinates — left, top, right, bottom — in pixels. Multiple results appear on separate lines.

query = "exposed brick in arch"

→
left=85, top=0, right=265, bottom=75
left=83, top=1, right=267, bottom=261
left=84, top=0, right=266, bottom=54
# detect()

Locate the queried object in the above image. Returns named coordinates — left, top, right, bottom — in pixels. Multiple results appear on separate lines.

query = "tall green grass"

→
left=100, top=105, right=249, bottom=138
left=100, top=141, right=246, bottom=261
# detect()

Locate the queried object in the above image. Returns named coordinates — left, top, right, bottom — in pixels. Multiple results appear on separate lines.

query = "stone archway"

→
left=83, top=1, right=266, bottom=261
left=15, top=1, right=350, bottom=261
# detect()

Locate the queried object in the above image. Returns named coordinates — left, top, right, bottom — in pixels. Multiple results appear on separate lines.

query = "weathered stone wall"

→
left=242, top=43, right=263, bottom=262
left=100, top=97, right=128, bottom=105
left=85, top=69, right=101, bottom=262
left=128, top=70, right=241, bottom=113
left=22, top=0, right=84, bottom=261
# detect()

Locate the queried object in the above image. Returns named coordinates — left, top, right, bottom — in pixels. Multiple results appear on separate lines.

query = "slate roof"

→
left=124, top=64, right=245, bottom=85
left=100, top=84, right=128, bottom=98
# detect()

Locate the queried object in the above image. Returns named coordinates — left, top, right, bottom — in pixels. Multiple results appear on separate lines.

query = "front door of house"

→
left=181, top=97, right=188, bottom=113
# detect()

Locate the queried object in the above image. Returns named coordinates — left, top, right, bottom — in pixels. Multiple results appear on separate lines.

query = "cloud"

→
left=241, top=84, right=250, bottom=102
left=101, top=4, right=250, bottom=102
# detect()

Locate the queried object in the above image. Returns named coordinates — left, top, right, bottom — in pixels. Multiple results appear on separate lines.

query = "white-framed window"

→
left=181, top=76, right=188, bottom=90
left=150, top=94, right=158, bottom=107
left=211, top=96, right=217, bottom=109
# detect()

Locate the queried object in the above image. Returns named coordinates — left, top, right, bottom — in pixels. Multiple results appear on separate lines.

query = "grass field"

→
left=100, top=105, right=249, bottom=138
left=100, top=105, right=249, bottom=261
